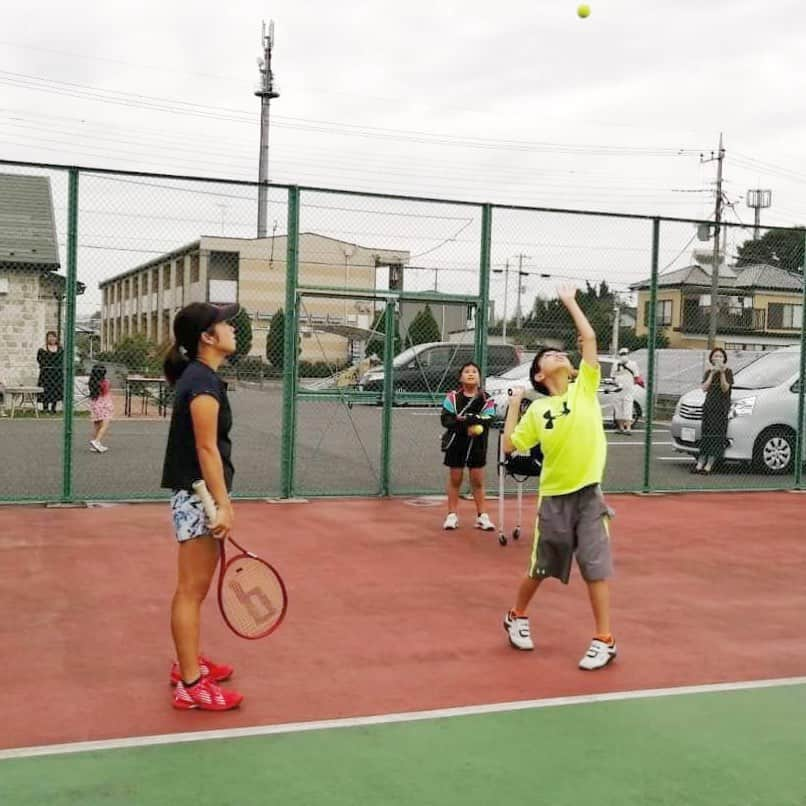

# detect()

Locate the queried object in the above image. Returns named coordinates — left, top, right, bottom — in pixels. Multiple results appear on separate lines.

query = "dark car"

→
left=359, top=342, right=522, bottom=394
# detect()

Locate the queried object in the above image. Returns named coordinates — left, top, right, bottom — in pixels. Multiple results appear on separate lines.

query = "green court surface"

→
left=2, top=684, right=804, bottom=806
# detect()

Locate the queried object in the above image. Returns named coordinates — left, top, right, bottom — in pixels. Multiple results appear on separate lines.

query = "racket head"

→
left=217, top=544, right=288, bottom=640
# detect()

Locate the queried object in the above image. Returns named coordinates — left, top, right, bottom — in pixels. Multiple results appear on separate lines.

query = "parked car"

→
left=358, top=342, right=522, bottom=394
left=486, top=355, right=646, bottom=426
left=670, top=346, right=802, bottom=474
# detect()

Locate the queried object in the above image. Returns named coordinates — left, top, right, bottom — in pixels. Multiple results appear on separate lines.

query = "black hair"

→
left=88, top=364, right=107, bottom=400
left=709, top=348, right=728, bottom=364
left=529, top=347, right=555, bottom=396
left=46, top=330, right=58, bottom=343
left=163, top=303, right=219, bottom=385
left=458, top=361, right=481, bottom=379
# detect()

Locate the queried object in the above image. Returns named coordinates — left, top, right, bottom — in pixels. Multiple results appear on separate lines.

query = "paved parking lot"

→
left=0, top=387, right=788, bottom=503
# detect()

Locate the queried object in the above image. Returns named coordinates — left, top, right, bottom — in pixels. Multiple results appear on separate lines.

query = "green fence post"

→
left=793, top=231, right=806, bottom=489
left=280, top=186, right=300, bottom=499
left=475, top=204, right=492, bottom=377
left=61, top=168, right=79, bottom=503
left=642, top=218, right=660, bottom=494
left=380, top=299, right=396, bottom=496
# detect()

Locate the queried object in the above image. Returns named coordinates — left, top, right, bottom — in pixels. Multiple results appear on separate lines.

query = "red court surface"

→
left=1, top=491, right=804, bottom=751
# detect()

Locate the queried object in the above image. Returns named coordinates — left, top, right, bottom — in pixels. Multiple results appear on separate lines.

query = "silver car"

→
left=486, top=355, right=646, bottom=425
left=670, top=346, right=803, bottom=474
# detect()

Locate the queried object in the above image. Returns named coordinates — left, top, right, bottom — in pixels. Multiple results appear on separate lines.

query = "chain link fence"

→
left=1, top=159, right=805, bottom=503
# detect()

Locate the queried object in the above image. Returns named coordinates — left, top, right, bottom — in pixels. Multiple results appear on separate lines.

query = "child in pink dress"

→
left=88, top=364, right=113, bottom=453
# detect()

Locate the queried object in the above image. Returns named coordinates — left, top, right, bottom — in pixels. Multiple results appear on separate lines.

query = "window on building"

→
left=768, top=303, right=802, bottom=330
left=643, top=299, right=673, bottom=327
left=191, top=254, right=200, bottom=284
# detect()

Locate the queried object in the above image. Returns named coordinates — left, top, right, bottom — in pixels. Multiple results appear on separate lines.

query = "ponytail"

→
left=163, top=344, right=191, bottom=385
left=165, top=301, right=224, bottom=383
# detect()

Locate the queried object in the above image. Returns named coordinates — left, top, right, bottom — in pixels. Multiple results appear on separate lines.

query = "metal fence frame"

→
left=2, top=158, right=806, bottom=503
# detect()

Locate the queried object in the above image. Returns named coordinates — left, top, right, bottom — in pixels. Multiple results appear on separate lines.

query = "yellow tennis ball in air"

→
left=577, top=4, right=591, bottom=17
left=469, top=424, right=484, bottom=436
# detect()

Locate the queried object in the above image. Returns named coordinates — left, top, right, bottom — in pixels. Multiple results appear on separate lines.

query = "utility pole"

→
left=514, top=253, right=530, bottom=331
left=611, top=296, right=621, bottom=358
left=215, top=203, right=227, bottom=235
left=702, top=134, right=725, bottom=350
left=492, top=260, right=512, bottom=339
left=256, top=20, right=280, bottom=238
left=746, top=189, right=772, bottom=240
left=502, top=260, right=510, bottom=339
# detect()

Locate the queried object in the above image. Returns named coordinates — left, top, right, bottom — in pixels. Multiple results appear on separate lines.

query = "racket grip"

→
left=192, top=479, right=219, bottom=522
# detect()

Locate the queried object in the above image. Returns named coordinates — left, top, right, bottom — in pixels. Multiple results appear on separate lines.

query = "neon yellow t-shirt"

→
left=510, top=360, right=606, bottom=497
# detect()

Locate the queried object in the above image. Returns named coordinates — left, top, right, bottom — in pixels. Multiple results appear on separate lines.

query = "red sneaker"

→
left=170, top=656, right=234, bottom=686
left=173, top=677, right=244, bottom=711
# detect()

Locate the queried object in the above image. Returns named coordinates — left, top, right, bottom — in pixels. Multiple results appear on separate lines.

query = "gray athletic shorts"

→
left=528, top=484, right=613, bottom=584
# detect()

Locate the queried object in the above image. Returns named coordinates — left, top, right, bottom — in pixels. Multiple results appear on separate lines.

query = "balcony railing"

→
left=681, top=307, right=766, bottom=333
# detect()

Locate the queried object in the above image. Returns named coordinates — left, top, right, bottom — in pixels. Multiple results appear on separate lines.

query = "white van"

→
left=671, top=346, right=805, bottom=474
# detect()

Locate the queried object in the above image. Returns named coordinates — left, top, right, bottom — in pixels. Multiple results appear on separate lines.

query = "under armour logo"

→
left=543, top=402, right=571, bottom=430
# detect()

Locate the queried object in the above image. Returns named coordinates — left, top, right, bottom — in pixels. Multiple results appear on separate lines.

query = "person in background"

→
left=611, top=347, right=640, bottom=435
left=88, top=364, right=113, bottom=453
left=37, top=331, right=64, bottom=414
left=693, top=348, right=733, bottom=475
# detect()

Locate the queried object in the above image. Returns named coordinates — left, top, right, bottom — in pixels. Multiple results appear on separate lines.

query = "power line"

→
left=0, top=69, right=709, bottom=157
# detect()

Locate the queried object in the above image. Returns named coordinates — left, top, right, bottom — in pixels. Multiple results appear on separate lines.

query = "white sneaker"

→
left=443, top=513, right=459, bottom=530
left=96, top=443, right=109, bottom=453
left=578, top=638, right=617, bottom=670
left=503, top=611, right=534, bottom=650
left=476, top=512, right=495, bottom=531
left=89, top=440, right=101, bottom=452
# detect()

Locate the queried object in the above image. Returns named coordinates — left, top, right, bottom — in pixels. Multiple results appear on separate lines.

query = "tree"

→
left=406, top=304, right=441, bottom=347
left=106, top=334, right=160, bottom=372
left=228, top=306, right=253, bottom=365
left=618, top=327, right=669, bottom=351
left=365, top=308, right=401, bottom=360
left=522, top=281, right=617, bottom=351
left=736, top=228, right=805, bottom=273
left=266, top=307, right=285, bottom=369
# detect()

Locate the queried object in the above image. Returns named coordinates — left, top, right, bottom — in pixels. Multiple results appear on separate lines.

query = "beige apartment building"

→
left=632, top=262, right=804, bottom=351
left=99, top=234, right=410, bottom=364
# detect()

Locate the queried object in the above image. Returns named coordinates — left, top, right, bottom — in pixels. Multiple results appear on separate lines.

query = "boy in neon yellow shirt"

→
left=502, top=285, right=616, bottom=670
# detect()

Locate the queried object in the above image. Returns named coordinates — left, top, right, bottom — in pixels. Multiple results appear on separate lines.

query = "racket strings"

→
left=220, top=556, right=286, bottom=638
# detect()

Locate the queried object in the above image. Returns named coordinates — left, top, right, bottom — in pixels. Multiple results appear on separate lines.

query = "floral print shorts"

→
left=170, top=489, right=211, bottom=543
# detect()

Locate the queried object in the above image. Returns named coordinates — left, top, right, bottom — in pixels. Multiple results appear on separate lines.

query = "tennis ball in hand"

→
left=577, top=4, right=591, bottom=17
left=469, top=424, right=484, bottom=436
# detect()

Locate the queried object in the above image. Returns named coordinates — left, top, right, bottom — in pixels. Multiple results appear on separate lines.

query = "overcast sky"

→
left=2, top=0, right=805, bottom=315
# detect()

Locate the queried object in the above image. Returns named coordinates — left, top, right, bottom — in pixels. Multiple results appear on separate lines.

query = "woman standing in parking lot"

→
left=694, top=348, right=733, bottom=474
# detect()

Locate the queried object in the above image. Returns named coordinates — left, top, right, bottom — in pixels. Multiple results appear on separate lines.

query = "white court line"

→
left=1, top=676, right=803, bottom=762
left=657, top=456, right=696, bottom=462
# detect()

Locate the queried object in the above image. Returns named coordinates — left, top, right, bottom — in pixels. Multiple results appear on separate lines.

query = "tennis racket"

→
left=192, top=480, right=288, bottom=640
